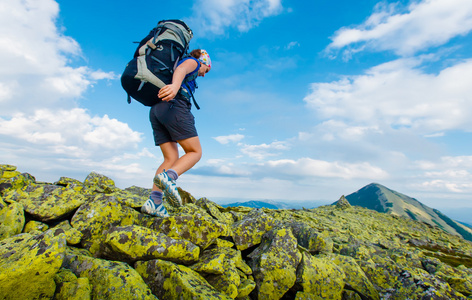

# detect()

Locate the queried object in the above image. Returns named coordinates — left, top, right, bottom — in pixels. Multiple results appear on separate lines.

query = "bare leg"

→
left=152, top=142, right=179, bottom=191
left=172, top=136, right=202, bottom=175
left=152, top=136, right=202, bottom=190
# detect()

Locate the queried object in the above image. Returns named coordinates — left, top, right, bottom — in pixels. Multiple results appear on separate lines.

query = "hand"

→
left=158, top=84, right=179, bottom=101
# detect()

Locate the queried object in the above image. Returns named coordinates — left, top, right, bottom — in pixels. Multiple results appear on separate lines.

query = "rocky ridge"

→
left=1, top=164, right=472, bottom=299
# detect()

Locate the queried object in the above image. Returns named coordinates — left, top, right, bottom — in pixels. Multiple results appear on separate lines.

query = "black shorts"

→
left=150, top=98, right=198, bottom=145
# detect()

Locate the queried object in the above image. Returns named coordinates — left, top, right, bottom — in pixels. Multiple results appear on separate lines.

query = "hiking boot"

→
left=141, top=198, right=169, bottom=217
left=153, top=171, right=182, bottom=208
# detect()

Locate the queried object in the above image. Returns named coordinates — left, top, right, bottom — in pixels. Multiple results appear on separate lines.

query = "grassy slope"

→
left=346, top=183, right=472, bottom=242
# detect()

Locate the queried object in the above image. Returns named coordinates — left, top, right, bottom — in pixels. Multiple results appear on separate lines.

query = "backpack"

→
left=121, top=19, right=194, bottom=107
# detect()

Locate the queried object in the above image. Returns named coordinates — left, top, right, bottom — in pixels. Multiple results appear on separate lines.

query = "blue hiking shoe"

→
left=141, top=198, right=169, bottom=217
left=153, top=171, right=182, bottom=208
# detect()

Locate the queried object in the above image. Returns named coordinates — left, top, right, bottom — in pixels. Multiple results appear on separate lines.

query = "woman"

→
left=141, top=49, right=211, bottom=217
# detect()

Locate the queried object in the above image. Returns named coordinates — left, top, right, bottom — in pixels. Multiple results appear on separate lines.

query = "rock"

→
left=64, top=253, right=156, bottom=299
left=4, top=184, right=86, bottom=222
left=108, top=189, right=147, bottom=208
left=0, top=172, right=36, bottom=194
left=193, top=246, right=255, bottom=298
left=135, top=259, right=232, bottom=299
left=70, top=194, right=137, bottom=255
left=326, top=253, right=380, bottom=300
left=231, top=209, right=277, bottom=251
left=289, top=221, right=333, bottom=254
left=23, top=220, right=49, bottom=233
left=205, top=263, right=241, bottom=298
left=334, top=195, right=351, bottom=209
left=99, top=225, right=200, bottom=264
left=0, top=229, right=67, bottom=299
left=151, top=212, right=226, bottom=249
left=83, top=171, right=119, bottom=194
left=53, top=220, right=83, bottom=245
left=53, top=268, right=91, bottom=300
left=248, top=226, right=302, bottom=300
left=196, top=198, right=235, bottom=228
left=237, top=278, right=257, bottom=299
left=292, top=252, right=345, bottom=299
left=1, top=165, right=472, bottom=299
left=0, top=200, right=24, bottom=240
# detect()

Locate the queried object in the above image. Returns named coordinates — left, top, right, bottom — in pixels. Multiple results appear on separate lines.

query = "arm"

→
left=158, top=59, right=199, bottom=101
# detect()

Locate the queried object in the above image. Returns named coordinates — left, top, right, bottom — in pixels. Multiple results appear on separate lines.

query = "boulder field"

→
left=0, top=164, right=471, bottom=299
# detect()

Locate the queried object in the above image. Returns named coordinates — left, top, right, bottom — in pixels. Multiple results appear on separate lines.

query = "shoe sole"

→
left=141, top=203, right=168, bottom=218
left=153, top=176, right=182, bottom=208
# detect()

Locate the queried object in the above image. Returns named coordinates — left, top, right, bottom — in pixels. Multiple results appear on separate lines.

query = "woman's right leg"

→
left=152, top=141, right=179, bottom=191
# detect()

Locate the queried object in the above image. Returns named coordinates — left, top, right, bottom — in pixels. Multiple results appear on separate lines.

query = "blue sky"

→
left=1, top=0, right=472, bottom=222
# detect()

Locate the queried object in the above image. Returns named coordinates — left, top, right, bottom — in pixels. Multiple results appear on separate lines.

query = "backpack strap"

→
left=179, top=57, right=201, bottom=109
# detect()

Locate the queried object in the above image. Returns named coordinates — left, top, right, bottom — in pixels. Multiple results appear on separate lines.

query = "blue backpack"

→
left=121, top=20, right=199, bottom=108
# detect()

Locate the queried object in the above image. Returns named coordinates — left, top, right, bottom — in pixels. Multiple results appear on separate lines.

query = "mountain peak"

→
left=345, top=183, right=472, bottom=241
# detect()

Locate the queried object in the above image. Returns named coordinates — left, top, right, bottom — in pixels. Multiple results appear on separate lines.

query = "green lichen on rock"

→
left=248, top=226, right=302, bottom=300
left=64, top=253, right=156, bottom=299
left=100, top=224, right=200, bottom=264
left=231, top=209, right=277, bottom=251
left=53, top=220, right=83, bottom=245
left=151, top=212, right=226, bottom=249
left=0, top=200, right=25, bottom=240
left=292, top=252, right=345, bottom=298
left=53, top=268, right=91, bottom=300
left=135, top=259, right=232, bottom=299
left=1, top=164, right=471, bottom=299
left=0, top=229, right=67, bottom=300
left=70, top=194, right=137, bottom=255
left=83, top=171, right=119, bottom=194
left=23, top=220, right=49, bottom=233
left=4, top=184, right=86, bottom=222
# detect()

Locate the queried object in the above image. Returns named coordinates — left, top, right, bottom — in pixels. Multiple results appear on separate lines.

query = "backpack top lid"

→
left=155, top=20, right=193, bottom=50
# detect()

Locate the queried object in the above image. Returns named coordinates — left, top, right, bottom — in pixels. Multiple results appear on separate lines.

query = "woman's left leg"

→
left=172, top=136, right=202, bottom=176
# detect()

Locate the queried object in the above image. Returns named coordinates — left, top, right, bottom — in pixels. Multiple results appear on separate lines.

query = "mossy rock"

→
left=0, top=229, right=67, bottom=299
left=70, top=194, right=138, bottom=255
left=4, top=184, right=86, bottom=222
left=248, top=226, right=302, bottom=300
left=151, top=212, right=226, bottom=249
left=135, top=259, right=232, bottom=299
left=64, top=253, right=156, bottom=299
left=232, top=209, right=277, bottom=251
left=99, top=225, right=200, bottom=264
left=0, top=200, right=25, bottom=240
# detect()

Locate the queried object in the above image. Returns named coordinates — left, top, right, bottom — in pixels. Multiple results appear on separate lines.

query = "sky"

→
left=1, top=0, right=472, bottom=223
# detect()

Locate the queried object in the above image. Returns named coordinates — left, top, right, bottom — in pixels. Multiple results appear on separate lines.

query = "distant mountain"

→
left=222, top=200, right=279, bottom=209
left=343, top=183, right=472, bottom=242
left=459, top=221, right=472, bottom=229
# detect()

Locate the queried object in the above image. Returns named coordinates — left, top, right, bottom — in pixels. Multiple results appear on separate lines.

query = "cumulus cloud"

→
left=304, top=57, right=472, bottom=134
left=411, top=156, right=472, bottom=193
left=326, top=0, right=472, bottom=57
left=261, top=158, right=388, bottom=180
left=213, top=134, right=245, bottom=144
left=240, top=141, right=290, bottom=160
left=190, top=0, right=284, bottom=35
left=0, top=108, right=142, bottom=155
left=0, top=0, right=117, bottom=114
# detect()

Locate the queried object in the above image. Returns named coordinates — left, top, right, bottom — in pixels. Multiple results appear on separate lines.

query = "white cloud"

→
left=304, top=57, right=472, bottom=134
left=213, top=134, right=245, bottom=144
left=240, top=141, right=290, bottom=160
left=190, top=0, right=284, bottom=35
left=410, top=156, right=472, bottom=193
left=261, top=158, right=388, bottom=180
left=285, top=41, right=300, bottom=50
left=327, top=0, right=472, bottom=57
left=0, top=109, right=142, bottom=153
left=0, top=0, right=116, bottom=114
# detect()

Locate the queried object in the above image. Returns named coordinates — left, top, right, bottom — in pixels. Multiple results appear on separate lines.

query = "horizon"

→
left=1, top=0, right=472, bottom=223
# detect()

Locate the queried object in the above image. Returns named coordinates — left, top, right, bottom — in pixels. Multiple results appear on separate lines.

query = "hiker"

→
left=141, top=49, right=212, bottom=217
